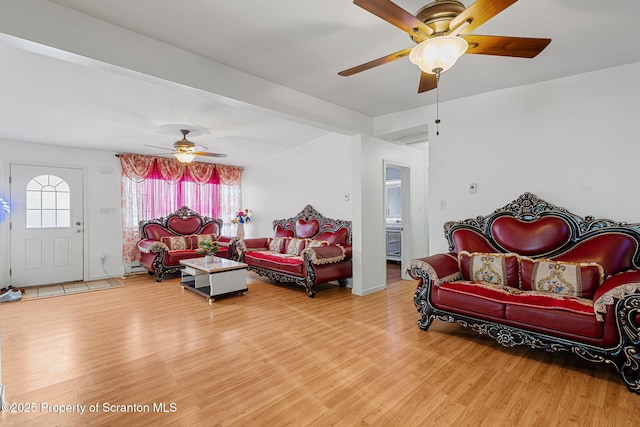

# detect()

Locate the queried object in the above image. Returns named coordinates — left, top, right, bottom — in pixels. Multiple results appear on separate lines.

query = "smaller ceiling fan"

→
left=145, top=129, right=227, bottom=163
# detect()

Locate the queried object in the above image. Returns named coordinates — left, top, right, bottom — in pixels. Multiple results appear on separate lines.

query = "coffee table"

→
left=179, top=257, right=248, bottom=304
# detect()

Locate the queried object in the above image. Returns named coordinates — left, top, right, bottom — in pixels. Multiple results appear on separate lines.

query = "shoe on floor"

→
left=0, top=290, right=22, bottom=303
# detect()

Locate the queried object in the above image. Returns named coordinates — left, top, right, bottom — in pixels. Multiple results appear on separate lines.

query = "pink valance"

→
left=120, top=153, right=155, bottom=181
left=119, top=153, right=240, bottom=184
left=156, top=157, right=185, bottom=183
left=216, top=164, right=244, bottom=185
left=188, top=161, right=215, bottom=184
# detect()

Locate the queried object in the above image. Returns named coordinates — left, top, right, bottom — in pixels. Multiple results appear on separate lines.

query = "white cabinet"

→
left=386, top=227, right=401, bottom=262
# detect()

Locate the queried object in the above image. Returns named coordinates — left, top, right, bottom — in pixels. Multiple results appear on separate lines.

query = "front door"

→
left=10, top=164, right=84, bottom=286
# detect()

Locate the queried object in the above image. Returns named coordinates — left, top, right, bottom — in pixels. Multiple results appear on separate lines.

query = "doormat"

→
left=18, top=278, right=124, bottom=300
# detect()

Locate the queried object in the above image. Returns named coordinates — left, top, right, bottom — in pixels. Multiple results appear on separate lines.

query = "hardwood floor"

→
left=1, top=264, right=638, bottom=426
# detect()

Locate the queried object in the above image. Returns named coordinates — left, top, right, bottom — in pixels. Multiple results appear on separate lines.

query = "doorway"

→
left=9, top=164, right=85, bottom=286
left=384, top=162, right=411, bottom=282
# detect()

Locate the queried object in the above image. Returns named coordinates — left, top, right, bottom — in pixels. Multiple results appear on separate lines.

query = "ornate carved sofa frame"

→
left=235, top=206, right=352, bottom=297
left=137, top=206, right=232, bottom=281
left=409, top=193, right=640, bottom=394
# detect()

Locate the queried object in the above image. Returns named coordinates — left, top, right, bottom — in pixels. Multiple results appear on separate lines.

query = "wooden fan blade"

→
left=418, top=72, right=438, bottom=93
left=338, top=47, right=412, bottom=76
left=449, top=0, right=517, bottom=36
left=353, top=0, right=432, bottom=40
left=463, top=35, right=551, bottom=58
left=194, top=151, right=228, bottom=158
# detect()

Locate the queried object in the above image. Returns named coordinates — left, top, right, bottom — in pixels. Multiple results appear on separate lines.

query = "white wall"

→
left=357, top=136, right=428, bottom=294
left=376, top=61, right=640, bottom=255
left=0, top=140, right=123, bottom=285
left=242, top=133, right=355, bottom=238
left=244, top=131, right=428, bottom=296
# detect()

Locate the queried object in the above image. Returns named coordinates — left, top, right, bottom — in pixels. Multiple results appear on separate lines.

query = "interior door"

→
left=9, top=164, right=84, bottom=286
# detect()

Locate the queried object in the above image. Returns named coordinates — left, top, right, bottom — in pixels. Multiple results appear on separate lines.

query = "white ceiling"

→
left=1, top=0, right=640, bottom=166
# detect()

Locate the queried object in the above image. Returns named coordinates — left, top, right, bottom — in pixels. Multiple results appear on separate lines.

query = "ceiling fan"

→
left=145, top=129, right=227, bottom=163
left=339, top=0, right=551, bottom=93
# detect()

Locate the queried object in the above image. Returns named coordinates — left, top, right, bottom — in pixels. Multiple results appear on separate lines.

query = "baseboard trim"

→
left=353, top=283, right=386, bottom=296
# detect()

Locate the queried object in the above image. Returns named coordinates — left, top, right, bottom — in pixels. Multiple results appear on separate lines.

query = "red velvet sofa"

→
left=409, top=192, right=640, bottom=394
left=137, top=206, right=232, bottom=281
left=235, top=205, right=352, bottom=297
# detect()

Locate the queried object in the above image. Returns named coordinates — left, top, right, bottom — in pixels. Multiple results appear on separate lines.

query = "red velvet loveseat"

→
left=409, top=192, right=640, bottom=394
left=137, top=206, right=232, bottom=281
left=235, top=205, right=352, bottom=297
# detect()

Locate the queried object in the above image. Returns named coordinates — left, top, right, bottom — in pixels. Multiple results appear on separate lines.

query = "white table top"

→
left=180, top=257, right=248, bottom=273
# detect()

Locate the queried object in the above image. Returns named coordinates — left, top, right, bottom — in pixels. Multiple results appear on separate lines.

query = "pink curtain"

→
left=120, top=154, right=243, bottom=263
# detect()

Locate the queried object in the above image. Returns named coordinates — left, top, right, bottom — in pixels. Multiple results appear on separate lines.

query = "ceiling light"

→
left=174, top=152, right=196, bottom=163
left=409, top=36, right=469, bottom=75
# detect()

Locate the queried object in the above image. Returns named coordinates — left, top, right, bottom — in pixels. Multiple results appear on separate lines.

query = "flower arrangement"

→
left=232, top=209, right=251, bottom=224
left=197, top=239, right=220, bottom=256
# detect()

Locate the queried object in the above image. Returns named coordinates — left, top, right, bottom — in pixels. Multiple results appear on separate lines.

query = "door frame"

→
left=8, top=161, right=89, bottom=285
left=383, top=161, right=412, bottom=281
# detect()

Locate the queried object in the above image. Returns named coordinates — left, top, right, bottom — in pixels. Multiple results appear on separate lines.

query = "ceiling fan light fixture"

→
left=174, top=151, right=196, bottom=163
left=409, top=36, right=468, bottom=74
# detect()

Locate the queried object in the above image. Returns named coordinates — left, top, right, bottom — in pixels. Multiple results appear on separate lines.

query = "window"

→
left=25, top=174, right=71, bottom=228
left=119, top=154, right=243, bottom=263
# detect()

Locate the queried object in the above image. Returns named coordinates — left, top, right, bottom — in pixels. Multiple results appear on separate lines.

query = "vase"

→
left=204, top=254, right=215, bottom=263
left=236, top=222, right=245, bottom=238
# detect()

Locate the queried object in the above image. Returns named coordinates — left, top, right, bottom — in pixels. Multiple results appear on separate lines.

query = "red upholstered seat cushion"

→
left=165, top=248, right=229, bottom=265
left=490, top=216, right=571, bottom=256
left=214, top=247, right=230, bottom=258
left=164, top=250, right=201, bottom=265
left=438, top=281, right=594, bottom=317
left=505, top=304, right=604, bottom=339
left=434, top=281, right=607, bottom=341
left=244, top=251, right=304, bottom=276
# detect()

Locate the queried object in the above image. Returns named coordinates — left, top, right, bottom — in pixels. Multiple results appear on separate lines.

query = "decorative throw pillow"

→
left=268, top=237, right=286, bottom=253
left=286, top=238, right=307, bottom=256
left=458, top=251, right=520, bottom=287
left=160, top=235, right=188, bottom=251
left=520, top=257, right=604, bottom=298
left=189, top=234, right=217, bottom=249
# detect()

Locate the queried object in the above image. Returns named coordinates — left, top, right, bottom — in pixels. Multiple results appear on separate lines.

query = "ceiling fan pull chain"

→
left=435, top=71, right=441, bottom=136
